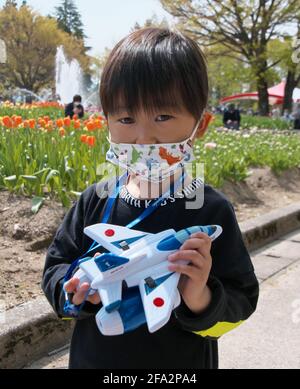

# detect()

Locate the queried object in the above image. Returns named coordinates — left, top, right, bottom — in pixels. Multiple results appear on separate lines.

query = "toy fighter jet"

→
left=71, top=223, right=223, bottom=335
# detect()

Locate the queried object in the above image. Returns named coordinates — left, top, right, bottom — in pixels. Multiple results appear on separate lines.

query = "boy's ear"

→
left=196, top=111, right=214, bottom=138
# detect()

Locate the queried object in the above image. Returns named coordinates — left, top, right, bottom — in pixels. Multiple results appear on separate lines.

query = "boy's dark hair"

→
left=73, top=95, right=82, bottom=103
left=100, top=27, right=208, bottom=120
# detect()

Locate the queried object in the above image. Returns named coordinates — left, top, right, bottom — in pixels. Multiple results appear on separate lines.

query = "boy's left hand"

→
left=168, top=232, right=213, bottom=315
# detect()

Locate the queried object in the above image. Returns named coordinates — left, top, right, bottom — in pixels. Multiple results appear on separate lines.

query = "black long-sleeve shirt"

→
left=65, top=102, right=84, bottom=119
left=42, top=177, right=259, bottom=369
left=223, top=109, right=241, bottom=125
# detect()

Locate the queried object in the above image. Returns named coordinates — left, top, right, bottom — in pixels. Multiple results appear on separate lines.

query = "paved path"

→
left=219, top=229, right=300, bottom=369
left=26, top=230, right=300, bottom=369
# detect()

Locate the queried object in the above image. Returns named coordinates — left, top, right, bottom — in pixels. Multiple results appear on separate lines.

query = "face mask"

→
left=106, top=116, right=203, bottom=183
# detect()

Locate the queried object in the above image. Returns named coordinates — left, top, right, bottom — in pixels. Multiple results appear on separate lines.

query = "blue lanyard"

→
left=102, top=169, right=187, bottom=228
left=63, top=168, right=187, bottom=316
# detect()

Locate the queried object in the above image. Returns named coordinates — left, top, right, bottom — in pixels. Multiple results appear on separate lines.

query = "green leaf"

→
left=21, top=175, right=38, bottom=182
left=31, top=196, right=44, bottom=214
left=45, top=170, right=60, bottom=184
left=4, top=175, right=17, bottom=182
left=33, top=168, right=51, bottom=178
left=60, top=191, right=71, bottom=208
left=70, top=191, right=82, bottom=198
left=66, top=167, right=75, bottom=177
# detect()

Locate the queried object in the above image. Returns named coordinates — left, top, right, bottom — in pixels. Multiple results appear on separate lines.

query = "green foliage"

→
left=55, top=0, right=85, bottom=40
left=195, top=119, right=300, bottom=188
left=160, top=0, right=300, bottom=115
left=0, top=105, right=65, bottom=119
left=0, top=3, right=91, bottom=92
left=213, top=114, right=293, bottom=131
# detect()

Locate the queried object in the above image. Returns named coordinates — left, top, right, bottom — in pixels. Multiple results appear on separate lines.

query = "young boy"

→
left=42, top=27, right=259, bottom=369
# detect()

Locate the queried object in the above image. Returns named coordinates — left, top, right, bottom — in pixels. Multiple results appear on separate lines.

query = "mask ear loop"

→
left=189, top=111, right=206, bottom=142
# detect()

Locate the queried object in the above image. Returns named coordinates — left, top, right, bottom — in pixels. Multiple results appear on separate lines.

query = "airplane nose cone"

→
left=200, top=225, right=215, bottom=235
left=96, top=307, right=124, bottom=336
left=187, top=225, right=222, bottom=240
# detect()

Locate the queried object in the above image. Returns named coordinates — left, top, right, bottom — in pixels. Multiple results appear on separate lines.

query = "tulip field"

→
left=0, top=102, right=108, bottom=210
left=1, top=102, right=300, bottom=211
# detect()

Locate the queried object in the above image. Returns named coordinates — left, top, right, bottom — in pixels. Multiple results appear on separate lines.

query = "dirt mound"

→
left=0, top=192, right=66, bottom=251
left=221, top=166, right=300, bottom=220
left=0, top=194, right=66, bottom=309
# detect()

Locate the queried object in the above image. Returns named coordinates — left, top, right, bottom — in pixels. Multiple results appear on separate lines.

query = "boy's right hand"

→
left=64, top=253, right=102, bottom=306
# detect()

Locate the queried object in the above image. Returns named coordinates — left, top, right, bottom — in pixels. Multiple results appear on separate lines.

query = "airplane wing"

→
left=84, top=223, right=152, bottom=255
left=138, top=270, right=181, bottom=333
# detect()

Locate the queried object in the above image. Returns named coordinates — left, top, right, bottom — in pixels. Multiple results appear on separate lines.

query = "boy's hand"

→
left=64, top=253, right=102, bottom=306
left=168, top=232, right=212, bottom=315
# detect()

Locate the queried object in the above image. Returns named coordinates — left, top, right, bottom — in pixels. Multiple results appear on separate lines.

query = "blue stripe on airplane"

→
left=95, top=253, right=130, bottom=272
left=111, top=234, right=147, bottom=249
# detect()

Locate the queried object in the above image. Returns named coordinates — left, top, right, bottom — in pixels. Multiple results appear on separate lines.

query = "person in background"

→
left=281, top=109, right=293, bottom=123
left=49, top=87, right=61, bottom=103
left=223, top=103, right=241, bottom=130
left=65, top=95, right=85, bottom=119
left=271, top=106, right=281, bottom=119
left=293, top=104, right=300, bottom=130
left=25, top=95, right=33, bottom=104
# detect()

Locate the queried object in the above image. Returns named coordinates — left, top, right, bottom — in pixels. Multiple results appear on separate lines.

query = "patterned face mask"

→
left=106, top=116, right=203, bottom=183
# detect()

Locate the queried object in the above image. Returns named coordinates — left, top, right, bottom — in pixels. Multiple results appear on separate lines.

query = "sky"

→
left=0, top=0, right=175, bottom=57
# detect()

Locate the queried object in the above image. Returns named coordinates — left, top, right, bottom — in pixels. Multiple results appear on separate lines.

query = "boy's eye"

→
left=156, top=115, right=173, bottom=122
left=118, top=117, right=133, bottom=124
left=118, top=115, right=172, bottom=124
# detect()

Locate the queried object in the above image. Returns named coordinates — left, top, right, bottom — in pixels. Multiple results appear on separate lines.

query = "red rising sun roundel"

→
left=153, top=297, right=164, bottom=307
left=105, top=229, right=115, bottom=237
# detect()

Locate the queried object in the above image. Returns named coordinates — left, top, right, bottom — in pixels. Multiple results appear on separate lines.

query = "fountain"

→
left=15, top=88, right=44, bottom=102
left=84, top=89, right=103, bottom=112
left=55, top=46, right=84, bottom=105
left=5, top=47, right=100, bottom=109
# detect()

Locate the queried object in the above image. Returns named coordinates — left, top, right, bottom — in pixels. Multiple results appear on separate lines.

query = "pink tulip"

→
left=204, top=142, right=217, bottom=149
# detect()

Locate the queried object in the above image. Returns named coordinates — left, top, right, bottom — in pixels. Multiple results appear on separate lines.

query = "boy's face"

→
left=107, top=105, right=208, bottom=145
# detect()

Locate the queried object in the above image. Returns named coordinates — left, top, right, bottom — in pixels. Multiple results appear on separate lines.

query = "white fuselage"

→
left=90, top=229, right=177, bottom=288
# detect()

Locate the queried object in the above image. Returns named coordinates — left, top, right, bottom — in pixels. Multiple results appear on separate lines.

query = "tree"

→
left=283, top=18, right=300, bottom=113
left=55, top=0, right=85, bottom=40
left=267, top=39, right=299, bottom=113
left=205, top=45, right=256, bottom=104
left=130, top=13, right=170, bottom=32
left=3, top=0, right=17, bottom=8
left=0, top=4, right=91, bottom=92
left=160, top=0, right=299, bottom=116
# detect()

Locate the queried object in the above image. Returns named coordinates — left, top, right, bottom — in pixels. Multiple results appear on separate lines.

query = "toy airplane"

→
left=71, top=223, right=223, bottom=335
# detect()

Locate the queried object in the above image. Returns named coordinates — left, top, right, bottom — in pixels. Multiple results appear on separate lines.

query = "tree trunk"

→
left=257, top=76, right=269, bottom=116
left=282, top=71, right=296, bottom=114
